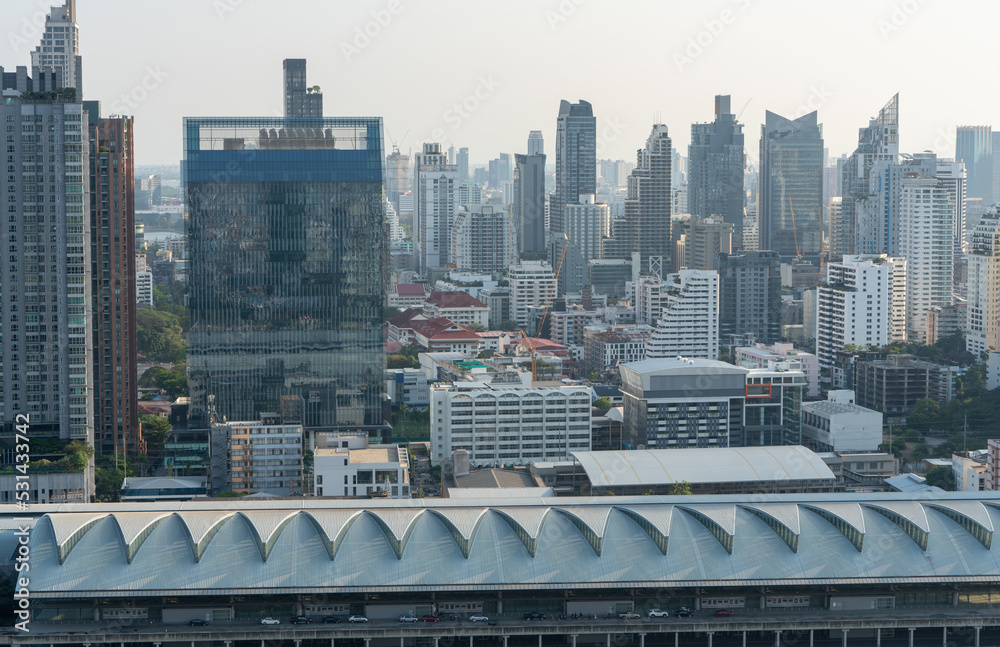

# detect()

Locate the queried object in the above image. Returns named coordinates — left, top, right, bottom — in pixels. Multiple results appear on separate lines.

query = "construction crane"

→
left=519, top=242, right=569, bottom=382
left=788, top=196, right=802, bottom=260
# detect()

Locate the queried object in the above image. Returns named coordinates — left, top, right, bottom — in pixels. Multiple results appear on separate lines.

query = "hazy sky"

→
left=3, top=0, right=996, bottom=167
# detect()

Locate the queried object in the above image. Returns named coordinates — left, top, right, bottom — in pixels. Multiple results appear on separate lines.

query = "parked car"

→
left=619, top=612, right=641, bottom=620
left=675, top=608, right=692, bottom=617
left=260, top=618, right=280, bottom=625
left=348, top=615, right=368, bottom=623
left=290, top=616, right=312, bottom=624
left=523, top=612, right=546, bottom=621
left=422, top=615, right=441, bottom=622
left=470, top=615, right=489, bottom=622
left=188, top=619, right=208, bottom=626
left=399, top=615, right=419, bottom=623
left=715, top=609, right=734, bottom=617
left=322, top=616, right=341, bottom=624
left=647, top=609, right=668, bottom=618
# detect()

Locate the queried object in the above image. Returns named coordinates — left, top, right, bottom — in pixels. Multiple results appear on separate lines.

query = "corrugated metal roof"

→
left=573, top=446, right=835, bottom=487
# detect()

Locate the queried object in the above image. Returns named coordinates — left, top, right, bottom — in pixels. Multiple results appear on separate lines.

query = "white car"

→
left=648, top=609, right=669, bottom=618
left=470, top=615, right=489, bottom=622
left=260, top=617, right=280, bottom=625
left=349, top=615, right=369, bottom=623
left=399, top=615, right=418, bottom=623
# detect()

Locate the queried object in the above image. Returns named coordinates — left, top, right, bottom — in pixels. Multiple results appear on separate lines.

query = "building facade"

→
left=854, top=354, right=956, bottom=419
left=282, top=58, right=322, bottom=118
left=209, top=417, right=304, bottom=496
left=688, top=95, right=745, bottom=247
left=718, top=251, right=782, bottom=344
left=801, top=390, right=883, bottom=453
left=508, top=260, right=556, bottom=329
left=645, top=269, right=720, bottom=360
left=450, top=204, right=512, bottom=275
left=30, top=0, right=82, bottom=93
left=514, top=152, right=546, bottom=258
left=185, top=116, right=388, bottom=433
left=430, top=382, right=592, bottom=466
left=551, top=100, right=596, bottom=238
left=966, top=207, right=1000, bottom=355
left=414, top=143, right=459, bottom=271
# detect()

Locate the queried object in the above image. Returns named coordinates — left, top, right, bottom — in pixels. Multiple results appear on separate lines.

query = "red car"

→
left=715, top=609, right=734, bottom=617
left=422, top=615, right=441, bottom=622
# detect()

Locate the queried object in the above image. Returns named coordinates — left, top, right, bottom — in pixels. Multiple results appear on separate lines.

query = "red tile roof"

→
left=425, top=290, right=487, bottom=309
left=388, top=308, right=428, bottom=327
left=396, top=283, right=427, bottom=297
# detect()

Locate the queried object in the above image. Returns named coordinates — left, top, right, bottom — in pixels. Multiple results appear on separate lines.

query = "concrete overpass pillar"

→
left=943, top=627, right=948, bottom=646
left=470, top=637, right=474, bottom=647
left=908, top=628, right=914, bottom=647
left=876, top=628, right=881, bottom=647
left=569, top=636, right=575, bottom=647
left=742, top=631, right=747, bottom=647
left=295, top=641, right=302, bottom=647
left=708, top=632, right=713, bottom=647
left=434, top=638, right=440, bottom=647
left=809, top=629, right=814, bottom=647
left=606, top=634, right=611, bottom=647
left=676, top=632, right=680, bottom=647
left=365, top=639, right=371, bottom=647
left=639, top=634, right=645, bottom=647
left=975, top=627, right=981, bottom=647
left=842, top=629, right=848, bottom=647
left=505, top=638, right=510, bottom=647
left=775, top=630, right=781, bottom=647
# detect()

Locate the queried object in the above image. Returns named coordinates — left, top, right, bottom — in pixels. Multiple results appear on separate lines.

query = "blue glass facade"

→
left=184, top=117, right=388, bottom=431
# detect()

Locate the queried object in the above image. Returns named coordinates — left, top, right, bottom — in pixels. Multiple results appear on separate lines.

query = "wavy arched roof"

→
left=10, top=493, right=1000, bottom=596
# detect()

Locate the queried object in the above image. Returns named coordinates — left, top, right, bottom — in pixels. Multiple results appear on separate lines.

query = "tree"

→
left=593, top=397, right=613, bottom=412
left=498, top=321, right=517, bottom=332
left=302, top=449, right=314, bottom=476
left=666, top=481, right=693, bottom=495
left=217, top=490, right=249, bottom=497
left=63, top=440, right=94, bottom=471
left=906, top=398, right=941, bottom=431
left=925, top=466, right=955, bottom=490
left=140, top=415, right=171, bottom=457
left=388, top=354, right=419, bottom=369
left=588, top=372, right=600, bottom=382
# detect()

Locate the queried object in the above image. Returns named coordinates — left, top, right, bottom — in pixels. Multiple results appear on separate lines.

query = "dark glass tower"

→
left=759, top=111, right=824, bottom=261
left=688, top=95, right=745, bottom=247
left=717, top=250, right=782, bottom=344
left=184, top=117, right=388, bottom=434
left=514, top=152, right=546, bottom=258
left=552, top=99, right=596, bottom=238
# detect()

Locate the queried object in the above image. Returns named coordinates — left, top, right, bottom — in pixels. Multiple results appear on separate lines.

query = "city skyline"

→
left=1, top=0, right=996, bottom=166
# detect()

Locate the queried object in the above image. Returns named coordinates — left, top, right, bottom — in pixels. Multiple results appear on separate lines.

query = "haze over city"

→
left=2, top=0, right=997, bottom=164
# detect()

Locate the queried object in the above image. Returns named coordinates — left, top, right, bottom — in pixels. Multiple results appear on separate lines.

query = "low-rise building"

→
left=136, top=270, right=154, bottom=307
left=120, top=477, right=208, bottom=502
left=735, top=342, right=820, bottom=398
left=800, top=390, right=883, bottom=453
left=0, top=472, right=91, bottom=505
left=389, top=283, right=429, bottom=309
left=854, top=354, right=957, bottom=419
left=314, top=434, right=410, bottom=499
left=988, top=439, right=1000, bottom=491
left=583, top=327, right=651, bottom=375
left=422, top=291, right=490, bottom=327
left=209, top=416, right=303, bottom=496
left=431, top=382, right=592, bottom=466
left=385, top=368, right=430, bottom=407
left=953, top=450, right=988, bottom=492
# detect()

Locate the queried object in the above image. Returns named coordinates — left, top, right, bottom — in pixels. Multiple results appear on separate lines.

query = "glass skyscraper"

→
left=688, top=95, right=745, bottom=247
left=184, top=117, right=388, bottom=433
left=552, top=99, right=596, bottom=238
left=955, top=125, right=993, bottom=204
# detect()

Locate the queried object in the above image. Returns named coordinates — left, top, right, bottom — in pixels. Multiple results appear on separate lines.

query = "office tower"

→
left=549, top=234, right=587, bottom=296
left=185, top=115, right=388, bottom=434
left=966, top=207, right=1000, bottom=355
left=645, top=269, right=720, bottom=360
left=85, top=102, right=139, bottom=457
left=456, top=147, right=469, bottom=182
left=718, top=250, right=782, bottom=344
left=447, top=145, right=455, bottom=165
left=956, top=126, right=993, bottom=204
left=827, top=197, right=850, bottom=257
left=759, top=111, right=824, bottom=261
left=841, top=95, right=899, bottom=256
left=683, top=215, right=732, bottom=271
left=564, top=194, right=611, bottom=267
left=688, top=95, right=745, bottom=246
left=1, top=86, right=91, bottom=441
left=385, top=145, right=410, bottom=218
left=816, top=255, right=902, bottom=368
left=528, top=130, right=544, bottom=156
left=514, top=152, right=546, bottom=259
left=413, top=142, right=459, bottom=271
left=897, top=154, right=964, bottom=343
left=282, top=58, right=322, bottom=118
left=30, top=0, right=82, bottom=93
left=508, top=261, right=556, bottom=328
left=605, top=125, right=672, bottom=274
left=552, top=100, right=596, bottom=237
left=450, top=204, right=512, bottom=275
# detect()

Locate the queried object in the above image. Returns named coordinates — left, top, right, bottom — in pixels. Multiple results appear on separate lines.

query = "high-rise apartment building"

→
left=645, top=269, right=720, bottom=360
left=682, top=215, right=732, bottom=271
left=85, top=102, right=140, bottom=457
left=185, top=114, right=388, bottom=434
left=840, top=95, right=899, bottom=257
left=282, top=58, right=322, bottom=118
left=456, top=147, right=469, bottom=182
left=514, top=152, right=547, bottom=258
left=450, top=205, right=512, bottom=275
left=414, top=143, right=459, bottom=271
left=564, top=194, right=610, bottom=267
left=385, top=145, right=410, bottom=218
left=508, top=261, right=556, bottom=329
left=966, top=207, right=1000, bottom=355
left=688, top=95, right=745, bottom=246
left=718, top=250, right=782, bottom=344
left=552, top=100, right=596, bottom=237
left=816, top=255, right=903, bottom=368
left=30, top=0, right=82, bottom=94
left=1, top=88, right=91, bottom=441
left=759, top=111, right=824, bottom=261
left=956, top=126, right=994, bottom=205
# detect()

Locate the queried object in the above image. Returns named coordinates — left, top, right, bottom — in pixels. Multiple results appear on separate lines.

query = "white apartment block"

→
left=211, top=419, right=303, bottom=496
left=564, top=194, right=611, bottom=265
left=414, top=143, right=459, bottom=271
left=136, top=271, right=154, bottom=307
left=967, top=208, right=1000, bottom=355
left=431, top=382, right=592, bottom=466
left=634, top=275, right=668, bottom=326
left=508, top=260, right=556, bottom=329
left=800, top=390, right=883, bottom=453
left=645, top=269, right=720, bottom=360
left=816, top=255, right=900, bottom=368
left=899, top=174, right=958, bottom=343
left=451, top=204, right=512, bottom=275
left=735, top=342, right=820, bottom=398
left=314, top=434, right=410, bottom=499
